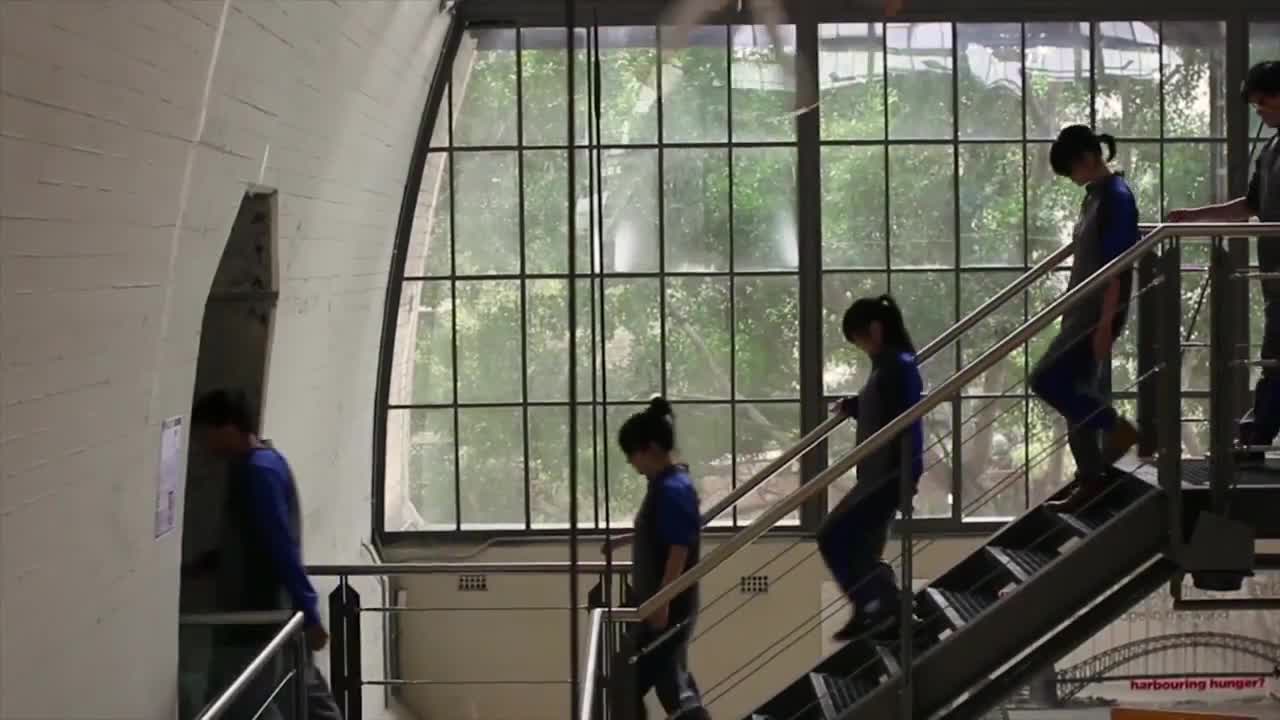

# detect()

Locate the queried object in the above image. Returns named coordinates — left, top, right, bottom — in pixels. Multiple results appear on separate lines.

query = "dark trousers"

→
left=817, top=482, right=901, bottom=611
left=209, top=638, right=343, bottom=720
left=1030, top=336, right=1118, bottom=479
left=610, top=624, right=709, bottom=720
left=1245, top=294, right=1280, bottom=446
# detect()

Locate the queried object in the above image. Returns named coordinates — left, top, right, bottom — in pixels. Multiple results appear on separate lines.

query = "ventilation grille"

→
left=740, top=575, right=769, bottom=594
left=457, top=574, right=488, bottom=592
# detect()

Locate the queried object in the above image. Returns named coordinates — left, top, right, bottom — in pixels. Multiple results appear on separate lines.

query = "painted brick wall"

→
left=0, top=1, right=448, bottom=717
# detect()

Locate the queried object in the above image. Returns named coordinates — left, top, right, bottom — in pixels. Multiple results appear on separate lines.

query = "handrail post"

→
left=1136, top=251, right=1160, bottom=457
left=294, top=627, right=309, bottom=720
left=329, top=579, right=347, bottom=716
left=346, top=583, right=364, bottom=720
left=1157, top=238, right=1184, bottom=553
left=897, top=434, right=914, bottom=720
left=1209, top=236, right=1237, bottom=512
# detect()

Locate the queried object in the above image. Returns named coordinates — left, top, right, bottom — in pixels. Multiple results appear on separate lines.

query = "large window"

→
left=382, top=16, right=1272, bottom=535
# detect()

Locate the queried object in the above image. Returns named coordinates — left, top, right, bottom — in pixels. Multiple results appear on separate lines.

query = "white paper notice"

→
left=155, top=416, right=185, bottom=539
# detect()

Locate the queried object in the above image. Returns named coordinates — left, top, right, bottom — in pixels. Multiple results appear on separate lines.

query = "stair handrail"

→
left=610, top=222, right=1280, bottom=623
left=696, top=241, right=1077, bottom=527
left=579, top=608, right=606, bottom=720
left=195, top=611, right=306, bottom=720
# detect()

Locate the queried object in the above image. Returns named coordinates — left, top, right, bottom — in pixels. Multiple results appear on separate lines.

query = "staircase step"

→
left=921, top=587, right=996, bottom=629
left=986, top=546, right=1057, bottom=583
left=809, top=671, right=874, bottom=719
left=874, top=644, right=900, bottom=676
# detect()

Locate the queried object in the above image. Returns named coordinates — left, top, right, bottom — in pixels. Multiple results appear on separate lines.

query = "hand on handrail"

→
left=830, top=396, right=858, bottom=419
left=600, top=532, right=634, bottom=555
left=307, top=623, right=329, bottom=651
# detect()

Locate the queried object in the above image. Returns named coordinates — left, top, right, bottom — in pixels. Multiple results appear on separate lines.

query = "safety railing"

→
left=181, top=610, right=309, bottom=720
left=305, top=560, right=632, bottom=720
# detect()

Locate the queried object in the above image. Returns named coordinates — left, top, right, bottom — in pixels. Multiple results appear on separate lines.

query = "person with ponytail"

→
left=819, top=294, right=924, bottom=642
left=1029, top=124, right=1141, bottom=512
left=610, top=397, right=711, bottom=720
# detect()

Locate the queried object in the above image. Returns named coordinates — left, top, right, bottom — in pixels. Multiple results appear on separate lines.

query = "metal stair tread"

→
left=923, top=586, right=995, bottom=627
left=986, top=546, right=1057, bottom=583
left=808, top=670, right=871, bottom=718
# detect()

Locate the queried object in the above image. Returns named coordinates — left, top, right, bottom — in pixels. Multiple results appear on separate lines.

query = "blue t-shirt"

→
left=1099, top=174, right=1140, bottom=264
left=654, top=467, right=700, bottom=548
left=242, top=449, right=320, bottom=626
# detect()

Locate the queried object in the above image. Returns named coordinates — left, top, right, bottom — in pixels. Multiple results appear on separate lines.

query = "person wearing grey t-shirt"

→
left=1169, top=61, right=1280, bottom=463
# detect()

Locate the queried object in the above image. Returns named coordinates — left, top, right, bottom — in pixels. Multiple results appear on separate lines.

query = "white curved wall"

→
left=0, top=1, right=448, bottom=717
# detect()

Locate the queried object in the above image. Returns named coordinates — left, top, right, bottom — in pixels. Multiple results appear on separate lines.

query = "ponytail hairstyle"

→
left=843, top=294, right=916, bottom=353
left=618, top=396, right=676, bottom=456
left=1049, top=124, right=1117, bottom=178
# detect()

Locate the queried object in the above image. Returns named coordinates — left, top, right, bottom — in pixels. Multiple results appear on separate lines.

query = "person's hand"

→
left=306, top=623, right=329, bottom=652
left=647, top=605, right=669, bottom=631
left=600, top=533, right=633, bottom=555
left=1167, top=208, right=1196, bottom=223
left=1092, top=327, right=1112, bottom=362
left=831, top=396, right=857, bottom=418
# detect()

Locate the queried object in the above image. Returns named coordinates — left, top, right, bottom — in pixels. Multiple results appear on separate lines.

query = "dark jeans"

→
left=610, top=623, right=709, bottom=720
left=1245, top=293, right=1280, bottom=446
left=817, top=482, right=901, bottom=611
left=209, top=636, right=342, bottom=720
left=1030, top=335, right=1118, bottom=479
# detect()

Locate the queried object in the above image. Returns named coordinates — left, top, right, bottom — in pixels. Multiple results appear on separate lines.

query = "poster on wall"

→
left=155, top=415, right=185, bottom=539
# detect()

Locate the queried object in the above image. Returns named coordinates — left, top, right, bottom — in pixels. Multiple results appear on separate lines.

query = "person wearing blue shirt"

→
left=605, top=397, right=711, bottom=720
left=189, top=389, right=342, bottom=720
left=820, top=295, right=925, bottom=642
left=1029, top=125, right=1141, bottom=514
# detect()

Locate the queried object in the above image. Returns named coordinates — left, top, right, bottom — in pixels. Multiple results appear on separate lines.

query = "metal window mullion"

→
left=587, top=27, right=601, bottom=532
left=447, top=76, right=462, bottom=532
left=950, top=22, right=962, bottom=522
left=1020, top=21, right=1032, bottom=512
left=516, top=27, right=533, bottom=531
left=725, top=24, right=740, bottom=529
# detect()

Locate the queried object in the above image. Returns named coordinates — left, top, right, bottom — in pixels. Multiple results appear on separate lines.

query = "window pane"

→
left=892, top=271, right=957, bottom=386
left=600, top=27, right=659, bottom=145
left=960, top=271, right=1026, bottom=395
left=1027, top=142, right=1077, bottom=261
left=576, top=278, right=602, bottom=403
left=664, top=148, right=730, bottom=272
left=822, top=145, right=886, bottom=269
left=661, top=26, right=729, bottom=143
left=386, top=408, right=456, bottom=531
left=406, top=154, right=450, bottom=278
left=1095, top=21, right=1161, bottom=138
left=823, top=273, right=888, bottom=396
left=674, top=403, right=733, bottom=527
left=1162, top=22, right=1227, bottom=139
left=1163, top=143, right=1227, bottom=216
left=529, top=405, right=596, bottom=529
left=1111, top=141, right=1161, bottom=222
left=527, top=279, right=569, bottom=403
left=1028, top=399, right=1074, bottom=506
left=389, top=281, right=453, bottom=406
left=735, top=276, right=799, bottom=399
left=735, top=402, right=800, bottom=525
left=887, top=23, right=954, bottom=140
left=520, top=28, right=589, bottom=147
left=733, top=147, right=798, bottom=271
left=452, top=30, right=518, bottom=147
left=454, top=151, right=519, bottom=275
left=456, top=280, right=522, bottom=403
left=458, top=407, right=525, bottom=528
left=604, top=278, right=661, bottom=401
left=731, top=24, right=798, bottom=142
left=1182, top=397, right=1209, bottom=457
left=1026, top=23, right=1092, bottom=140
left=602, top=149, right=659, bottom=273
left=959, top=143, right=1024, bottom=266
left=666, top=276, right=731, bottom=400
left=888, top=145, right=955, bottom=268
left=524, top=150, right=569, bottom=274
left=826, top=401, right=953, bottom=518
left=958, top=24, right=1023, bottom=140
left=819, top=22, right=886, bottom=141
left=960, top=397, right=1027, bottom=519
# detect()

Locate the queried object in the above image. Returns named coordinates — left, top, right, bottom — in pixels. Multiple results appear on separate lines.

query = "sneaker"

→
left=1046, top=472, right=1114, bottom=515
left=1101, top=416, right=1139, bottom=467
left=832, top=605, right=898, bottom=643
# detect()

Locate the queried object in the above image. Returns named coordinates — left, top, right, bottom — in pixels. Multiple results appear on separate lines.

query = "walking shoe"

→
left=1100, top=416, right=1139, bottom=467
left=832, top=605, right=898, bottom=643
left=1046, top=471, right=1115, bottom=515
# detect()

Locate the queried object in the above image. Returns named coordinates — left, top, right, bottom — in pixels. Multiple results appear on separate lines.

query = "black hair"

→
left=1049, top=124, right=1117, bottom=177
left=1242, top=61, right=1280, bottom=101
left=191, top=388, right=258, bottom=433
left=617, top=396, right=676, bottom=456
left=842, top=294, right=916, bottom=353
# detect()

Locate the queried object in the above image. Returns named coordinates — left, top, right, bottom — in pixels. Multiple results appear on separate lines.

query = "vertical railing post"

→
left=294, top=627, right=309, bottom=720
left=346, top=584, right=363, bottom=720
left=1137, top=252, right=1160, bottom=457
left=329, top=580, right=347, bottom=716
left=897, top=434, right=914, bottom=720
left=1209, top=236, right=1238, bottom=512
left=1157, top=238, right=1184, bottom=552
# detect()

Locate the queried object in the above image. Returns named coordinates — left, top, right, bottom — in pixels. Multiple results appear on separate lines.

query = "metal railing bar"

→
left=306, top=561, right=631, bottom=576
left=195, top=612, right=305, bottom=720
left=180, top=611, right=295, bottom=626
left=579, top=608, right=605, bottom=720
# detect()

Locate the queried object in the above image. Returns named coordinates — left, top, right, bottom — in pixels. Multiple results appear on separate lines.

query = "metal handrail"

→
left=579, top=608, right=606, bottom=720
left=697, top=241, right=1077, bottom=526
left=195, top=612, right=306, bottom=720
left=610, top=222, right=1280, bottom=622
left=306, top=561, right=631, bottom=576
left=180, top=610, right=295, bottom=626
